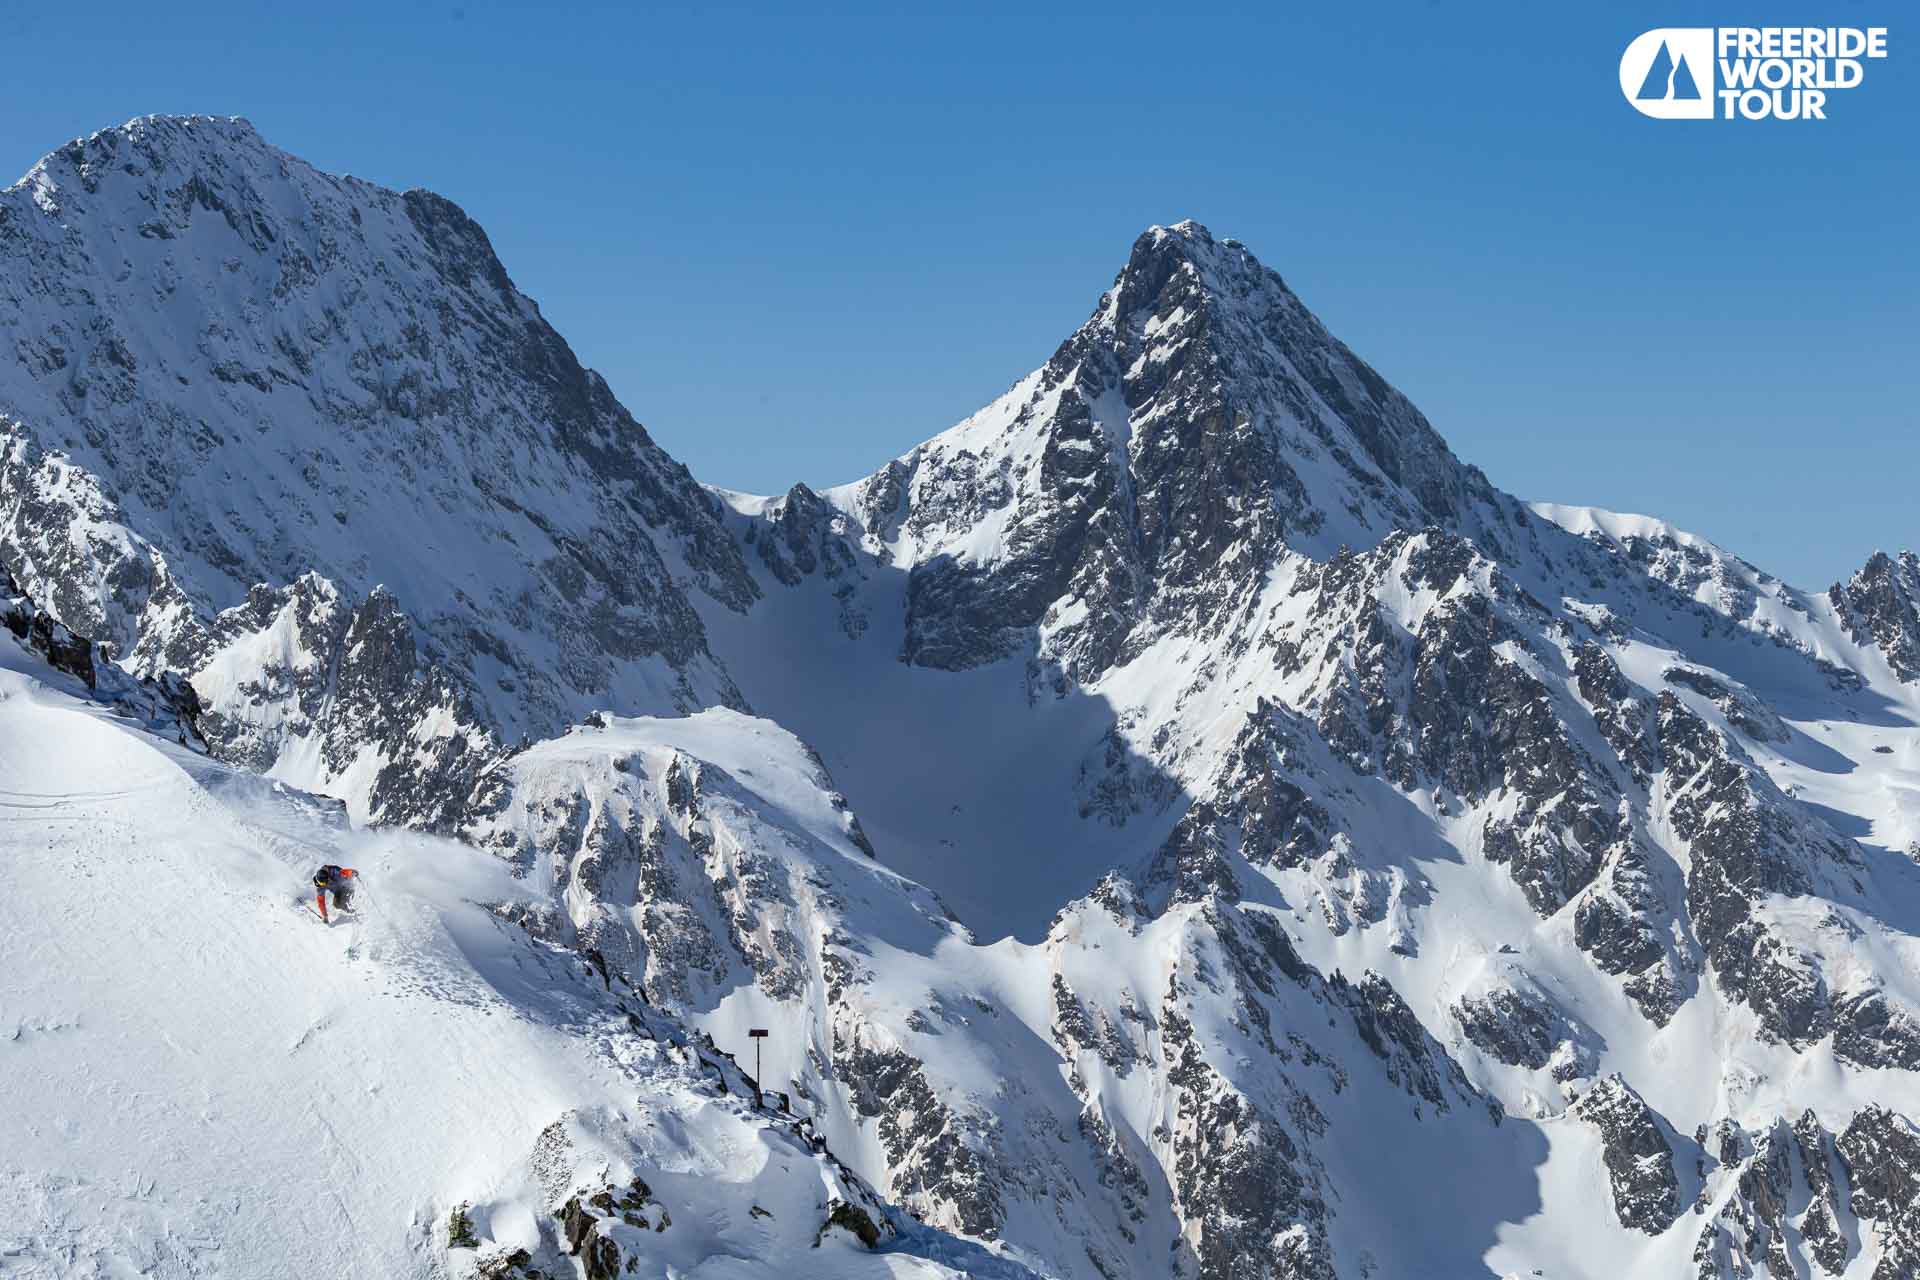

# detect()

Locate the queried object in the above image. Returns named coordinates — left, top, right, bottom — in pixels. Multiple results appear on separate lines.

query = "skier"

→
left=312, top=864, right=358, bottom=922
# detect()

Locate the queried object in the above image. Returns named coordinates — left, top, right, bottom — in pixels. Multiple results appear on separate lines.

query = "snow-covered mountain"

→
left=705, top=225, right=1920, bottom=1277
left=0, top=568, right=1041, bottom=1280
left=0, top=114, right=753, bottom=824
left=4, top=117, right=1919, bottom=1280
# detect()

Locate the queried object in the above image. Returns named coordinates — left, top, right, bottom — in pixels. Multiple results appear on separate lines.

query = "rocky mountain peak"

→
left=1830, top=548, right=1920, bottom=682
left=0, top=117, right=754, bottom=802
left=806, top=220, right=1514, bottom=688
left=1107, top=219, right=1242, bottom=318
left=17, top=114, right=265, bottom=202
left=9, top=122, right=1920, bottom=1280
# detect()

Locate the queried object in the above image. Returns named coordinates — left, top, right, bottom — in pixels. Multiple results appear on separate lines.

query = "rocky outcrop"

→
left=1572, top=641, right=1657, bottom=782
left=1658, top=693, right=1862, bottom=1045
left=1331, top=969, right=1490, bottom=1118
left=1280, top=534, right=1622, bottom=921
left=2, top=560, right=206, bottom=748
left=1831, top=550, right=1920, bottom=682
left=1834, top=986, right=1920, bottom=1071
left=1839, top=1106, right=1920, bottom=1280
left=1663, top=666, right=1787, bottom=743
left=1571, top=1075, right=1681, bottom=1234
left=1794, top=1110, right=1851, bottom=1276
left=2, top=564, right=95, bottom=685
left=814, top=1198, right=885, bottom=1249
left=1452, top=985, right=1565, bottom=1071
left=195, top=574, right=505, bottom=828
left=1160, top=989, right=1336, bottom=1280
left=830, top=1024, right=1004, bottom=1242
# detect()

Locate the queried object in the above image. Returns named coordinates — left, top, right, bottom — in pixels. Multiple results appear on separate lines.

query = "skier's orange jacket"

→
left=313, top=866, right=357, bottom=922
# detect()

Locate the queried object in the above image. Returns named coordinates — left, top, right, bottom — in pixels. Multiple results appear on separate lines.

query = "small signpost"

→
left=748, top=1028, right=769, bottom=1105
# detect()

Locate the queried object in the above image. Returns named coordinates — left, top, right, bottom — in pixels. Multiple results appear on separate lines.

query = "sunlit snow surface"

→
left=3, top=121, right=1918, bottom=1280
left=0, top=635, right=1036, bottom=1279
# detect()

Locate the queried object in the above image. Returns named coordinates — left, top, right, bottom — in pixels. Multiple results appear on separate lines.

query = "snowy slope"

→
left=0, top=115, right=753, bottom=809
left=703, top=223, right=1920, bottom=1278
left=0, top=622, right=1042, bottom=1280
left=4, top=118, right=1919, bottom=1280
left=451, top=654, right=1920, bottom=1280
left=461, top=702, right=1536, bottom=1278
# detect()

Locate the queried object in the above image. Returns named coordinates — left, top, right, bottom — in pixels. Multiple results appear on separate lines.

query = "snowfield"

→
left=4, top=118, right=1919, bottom=1280
left=0, top=633, right=1036, bottom=1279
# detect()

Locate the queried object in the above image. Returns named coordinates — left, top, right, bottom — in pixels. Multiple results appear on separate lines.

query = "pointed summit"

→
left=826, top=221, right=1512, bottom=686
left=1110, top=219, right=1261, bottom=322
left=0, top=117, right=754, bottom=772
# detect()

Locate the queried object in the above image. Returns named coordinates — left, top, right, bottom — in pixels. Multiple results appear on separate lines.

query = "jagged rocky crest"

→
left=1, top=558, right=206, bottom=748
left=0, top=115, right=751, bottom=779
left=3, top=121, right=1918, bottom=1280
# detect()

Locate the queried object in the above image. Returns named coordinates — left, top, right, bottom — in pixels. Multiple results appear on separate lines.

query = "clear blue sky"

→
left=5, top=1, right=1913, bottom=588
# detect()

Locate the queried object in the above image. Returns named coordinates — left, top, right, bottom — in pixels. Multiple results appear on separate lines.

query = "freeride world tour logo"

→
left=1620, top=26, right=1889, bottom=119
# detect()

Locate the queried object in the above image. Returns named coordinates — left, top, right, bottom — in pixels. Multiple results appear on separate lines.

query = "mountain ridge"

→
left=3, top=117, right=1919, bottom=1280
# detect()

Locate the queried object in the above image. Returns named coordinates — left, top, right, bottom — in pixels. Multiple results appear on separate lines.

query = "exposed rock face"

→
left=1663, top=666, right=1788, bottom=744
left=1834, top=986, right=1920, bottom=1070
left=1839, top=1106, right=1920, bottom=1280
left=826, top=223, right=1513, bottom=689
left=1687, top=1106, right=1920, bottom=1280
left=0, top=423, right=197, bottom=670
left=1274, top=534, right=1621, bottom=914
left=1452, top=985, right=1563, bottom=1071
left=2, top=562, right=94, bottom=686
left=1743, top=1124, right=1796, bottom=1258
left=194, top=573, right=506, bottom=827
left=9, top=119, right=1920, bottom=1280
left=1161, top=994, right=1337, bottom=1280
left=740, top=484, right=868, bottom=640
left=0, top=115, right=750, bottom=767
left=815, top=1198, right=886, bottom=1249
left=1831, top=550, right=1920, bottom=682
left=1794, top=1111, right=1850, bottom=1276
left=1572, top=1075, right=1681, bottom=1234
left=2, top=559, right=205, bottom=748
left=1656, top=692, right=1866, bottom=1047
left=1720, top=1122, right=1796, bottom=1277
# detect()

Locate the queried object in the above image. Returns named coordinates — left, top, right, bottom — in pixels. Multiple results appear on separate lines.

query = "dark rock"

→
left=1452, top=986, right=1563, bottom=1071
left=474, top=1248, right=536, bottom=1279
left=2, top=563, right=207, bottom=748
left=1833, top=987, right=1920, bottom=1070
left=1159, top=980, right=1337, bottom=1280
left=1794, top=1110, right=1850, bottom=1276
left=1830, top=551, right=1920, bottom=682
left=1837, top=1105, right=1920, bottom=1280
left=558, top=1196, right=597, bottom=1255
left=581, top=1234, right=621, bottom=1280
left=872, top=222, right=1505, bottom=690
left=813, top=1198, right=884, bottom=1249
left=1331, top=969, right=1486, bottom=1116
left=1662, top=666, right=1786, bottom=743
left=1571, top=1074, right=1681, bottom=1234
left=1659, top=693, right=1860, bottom=1045
left=831, top=1025, right=1002, bottom=1240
